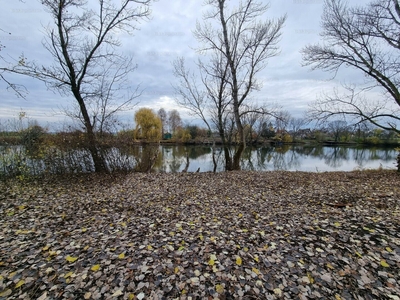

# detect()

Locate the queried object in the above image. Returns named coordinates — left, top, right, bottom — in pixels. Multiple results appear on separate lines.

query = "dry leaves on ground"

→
left=0, top=170, right=399, bottom=299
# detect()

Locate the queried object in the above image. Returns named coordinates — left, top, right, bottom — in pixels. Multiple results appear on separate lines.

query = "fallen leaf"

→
left=91, top=264, right=100, bottom=272
left=66, top=255, right=78, bottom=263
left=326, top=263, right=334, bottom=270
left=112, top=290, right=123, bottom=297
left=0, top=289, right=12, bottom=297
left=252, top=267, right=261, bottom=275
left=216, top=284, right=224, bottom=294
left=236, top=256, right=242, bottom=266
left=380, top=260, right=390, bottom=267
left=84, top=292, right=91, bottom=299
left=37, top=292, right=48, bottom=300
left=307, top=272, right=315, bottom=284
left=15, top=279, right=25, bottom=288
left=118, top=253, right=125, bottom=259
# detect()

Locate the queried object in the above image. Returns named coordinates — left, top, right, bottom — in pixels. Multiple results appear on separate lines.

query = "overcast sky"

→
left=0, top=0, right=372, bottom=130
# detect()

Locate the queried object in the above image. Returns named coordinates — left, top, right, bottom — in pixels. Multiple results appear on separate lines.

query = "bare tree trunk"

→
left=232, top=143, right=244, bottom=170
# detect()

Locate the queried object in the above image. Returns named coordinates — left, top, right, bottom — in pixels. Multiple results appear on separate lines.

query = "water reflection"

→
left=154, top=145, right=396, bottom=172
left=0, top=144, right=397, bottom=177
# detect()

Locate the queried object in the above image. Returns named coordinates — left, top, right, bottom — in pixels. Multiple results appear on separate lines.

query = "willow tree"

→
left=3, top=0, right=152, bottom=172
left=176, top=0, right=286, bottom=170
left=134, top=108, right=162, bottom=141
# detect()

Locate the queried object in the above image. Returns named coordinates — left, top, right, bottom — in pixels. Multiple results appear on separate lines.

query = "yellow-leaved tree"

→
left=134, top=108, right=162, bottom=142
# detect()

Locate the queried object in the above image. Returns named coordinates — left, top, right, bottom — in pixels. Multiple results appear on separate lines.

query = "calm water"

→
left=0, top=144, right=397, bottom=176
left=156, top=145, right=397, bottom=172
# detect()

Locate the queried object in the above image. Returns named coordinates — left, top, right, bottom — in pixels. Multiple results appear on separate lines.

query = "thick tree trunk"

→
left=224, top=146, right=233, bottom=171
left=232, top=143, right=244, bottom=170
left=86, top=129, right=107, bottom=173
left=74, top=90, right=107, bottom=173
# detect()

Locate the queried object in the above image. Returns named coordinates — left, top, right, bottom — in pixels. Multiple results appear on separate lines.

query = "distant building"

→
left=163, top=133, right=172, bottom=140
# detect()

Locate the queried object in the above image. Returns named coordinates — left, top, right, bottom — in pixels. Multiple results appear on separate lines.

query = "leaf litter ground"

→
left=0, top=170, right=399, bottom=300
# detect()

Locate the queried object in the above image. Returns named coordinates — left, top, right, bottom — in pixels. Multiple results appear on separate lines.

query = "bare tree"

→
left=173, top=54, right=231, bottom=170
left=288, top=117, right=307, bottom=141
left=302, top=0, right=400, bottom=134
left=157, top=108, right=167, bottom=137
left=0, top=27, right=28, bottom=98
left=168, top=109, right=182, bottom=134
left=177, top=0, right=286, bottom=170
left=275, top=110, right=291, bottom=133
left=2, top=0, right=152, bottom=172
left=327, top=120, right=349, bottom=142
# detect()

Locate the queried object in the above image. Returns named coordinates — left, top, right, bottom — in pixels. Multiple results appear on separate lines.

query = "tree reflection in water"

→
left=0, top=144, right=397, bottom=177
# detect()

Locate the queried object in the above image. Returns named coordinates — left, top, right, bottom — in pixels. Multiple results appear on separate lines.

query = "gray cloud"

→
left=0, top=0, right=375, bottom=129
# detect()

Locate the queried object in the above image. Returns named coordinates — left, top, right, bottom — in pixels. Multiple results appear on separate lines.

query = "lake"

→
left=0, top=144, right=397, bottom=177
left=156, top=144, right=397, bottom=172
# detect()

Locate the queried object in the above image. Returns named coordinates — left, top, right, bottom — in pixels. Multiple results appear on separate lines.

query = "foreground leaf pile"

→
left=0, top=170, right=399, bottom=299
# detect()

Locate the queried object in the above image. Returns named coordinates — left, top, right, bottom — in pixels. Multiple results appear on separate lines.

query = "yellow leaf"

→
left=66, top=255, right=78, bottom=263
left=8, top=272, right=16, bottom=279
left=91, top=264, right=100, bottom=272
left=326, top=263, right=334, bottom=270
left=18, top=205, right=26, bottom=210
left=307, top=272, right=314, bottom=284
left=299, top=259, right=305, bottom=265
left=335, top=294, right=342, bottom=300
left=64, top=271, right=73, bottom=278
left=118, top=253, right=125, bottom=259
left=386, top=247, right=393, bottom=252
left=208, top=259, right=215, bottom=266
left=254, top=256, right=259, bottom=263
left=334, top=222, right=340, bottom=227
left=199, top=234, right=204, bottom=241
left=81, top=228, right=87, bottom=232
left=380, top=260, right=390, bottom=267
left=238, top=213, right=243, bottom=218
left=355, top=252, right=362, bottom=258
left=243, top=247, right=249, bottom=252
left=174, top=267, right=180, bottom=274
left=0, top=289, right=12, bottom=297
left=84, top=292, right=92, bottom=299
left=236, top=256, right=242, bottom=266
left=49, top=250, right=57, bottom=256
left=15, top=279, right=25, bottom=288
left=83, top=246, right=89, bottom=251
left=147, top=245, right=153, bottom=250
left=42, top=245, right=50, bottom=251
left=252, top=267, right=260, bottom=275
left=215, top=284, right=224, bottom=294
left=128, top=294, right=135, bottom=300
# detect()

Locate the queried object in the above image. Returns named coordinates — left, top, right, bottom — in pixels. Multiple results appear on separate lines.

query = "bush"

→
left=21, top=125, right=46, bottom=149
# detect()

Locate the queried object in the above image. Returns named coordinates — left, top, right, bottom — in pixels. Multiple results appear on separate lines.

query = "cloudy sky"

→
left=0, top=0, right=371, bottom=130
